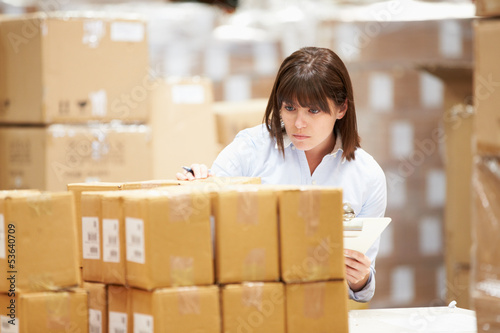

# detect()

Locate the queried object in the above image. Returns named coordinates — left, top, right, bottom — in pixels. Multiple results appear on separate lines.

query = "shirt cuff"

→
left=348, top=268, right=376, bottom=303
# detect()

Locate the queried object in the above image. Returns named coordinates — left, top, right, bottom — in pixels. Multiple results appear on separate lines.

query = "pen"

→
left=182, top=166, right=195, bottom=176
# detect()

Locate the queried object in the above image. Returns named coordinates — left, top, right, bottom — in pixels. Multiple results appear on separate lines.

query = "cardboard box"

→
left=474, top=20, right=500, bottom=154
left=83, top=282, right=108, bottom=333
left=0, top=289, right=88, bottom=332
left=476, top=0, right=500, bottom=17
left=278, top=186, right=344, bottom=282
left=213, top=99, right=267, bottom=146
left=0, top=13, right=149, bottom=124
left=0, top=124, right=152, bottom=191
left=108, top=285, right=132, bottom=333
left=150, top=77, right=218, bottom=179
left=131, top=285, right=221, bottom=333
left=123, top=187, right=214, bottom=290
left=214, top=186, right=279, bottom=284
left=221, top=282, right=285, bottom=333
left=285, top=281, right=348, bottom=333
left=0, top=191, right=80, bottom=293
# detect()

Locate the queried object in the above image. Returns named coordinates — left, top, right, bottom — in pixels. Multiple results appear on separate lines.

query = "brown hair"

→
left=264, top=47, right=360, bottom=161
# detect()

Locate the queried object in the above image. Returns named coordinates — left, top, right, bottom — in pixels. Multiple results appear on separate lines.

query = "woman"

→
left=177, top=47, right=387, bottom=302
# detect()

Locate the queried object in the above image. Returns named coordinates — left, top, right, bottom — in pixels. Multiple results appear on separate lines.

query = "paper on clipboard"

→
left=344, top=217, right=392, bottom=254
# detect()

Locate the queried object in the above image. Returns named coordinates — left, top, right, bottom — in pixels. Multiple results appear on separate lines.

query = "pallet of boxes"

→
left=74, top=179, right=349, bottom=333
left=471, top=2, right=500, bottom=331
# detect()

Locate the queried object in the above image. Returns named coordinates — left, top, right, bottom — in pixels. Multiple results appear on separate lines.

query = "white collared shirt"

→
left=212, top=124, right=387, bottom=302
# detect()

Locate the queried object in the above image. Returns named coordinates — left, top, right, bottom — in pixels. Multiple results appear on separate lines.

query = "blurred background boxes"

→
left=0, top=14, right=149, bottom=124
left=0, top=124, right=152, bottom=191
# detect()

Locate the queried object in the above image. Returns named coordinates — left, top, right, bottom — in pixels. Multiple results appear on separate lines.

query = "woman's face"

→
left=280, top=98, right=346, bottom=155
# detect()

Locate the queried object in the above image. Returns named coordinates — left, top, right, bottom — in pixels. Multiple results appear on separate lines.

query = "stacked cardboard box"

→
left=0, top=190, right=86, bottom=332
left=73, top=181, right=349, bottom=332
left=0, top=13, right=153, bottom=191
left=471, top=19, right=500, bottom=333
left=278, top=186, right=348, bottom=333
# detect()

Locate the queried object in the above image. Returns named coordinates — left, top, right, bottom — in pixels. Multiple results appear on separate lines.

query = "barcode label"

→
left=109, top=311, right=127, bottom=333
left=103, top=219, right=120, bottom=263
left=0, top=316, right=18, bottom=333
left=133, top=313, right=153, bottom=333
left=125, top=217, right=145, bottom=264
left=0, top=214, right=5, bottom=259
left=82, top=217, right=100, bottom=260
left=89, top=309, right=102, bottom=333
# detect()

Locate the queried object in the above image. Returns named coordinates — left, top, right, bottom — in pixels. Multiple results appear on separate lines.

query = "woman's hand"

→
left=176, top=163, right=214, bottom=181
left=344, top=249, right=371, bottom=292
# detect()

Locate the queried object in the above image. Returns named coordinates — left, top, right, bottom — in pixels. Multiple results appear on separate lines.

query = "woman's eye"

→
left=310, top=109, right=320, bottom=114
left=284, top=106, right=295, bottom=111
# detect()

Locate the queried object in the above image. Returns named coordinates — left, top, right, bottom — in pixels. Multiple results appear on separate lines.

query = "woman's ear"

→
left=337, top=100, right=348, bottom=119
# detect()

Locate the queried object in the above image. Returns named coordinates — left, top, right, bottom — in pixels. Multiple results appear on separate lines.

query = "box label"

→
left=126, top=217, right=145, bottom=264
left=82, top=216, right=100, bottom=260
left=172, top=85, right=205, bottom=104
left=89, top=309, right=102, bottom=333
left=89, top=90, right=108, bottom=117
left=0, top=316, right=18, bottom=333
left=133, top=313, right=154, bottom=333
left=0, top=214, right=5, bottom=259
left=111, top=22, right=145, bottom=42
left=103, top=218, right=120, bottom=263
left=109, top=311, right=127, bottom=333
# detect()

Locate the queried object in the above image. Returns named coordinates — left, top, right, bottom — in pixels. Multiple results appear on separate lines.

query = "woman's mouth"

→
left=293, top=134, right=310, bottom=140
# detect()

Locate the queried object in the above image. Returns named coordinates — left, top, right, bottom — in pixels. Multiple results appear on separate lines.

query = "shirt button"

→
left=312, top=180, right=317, bottom=185
left=291, top=146, right=296, bottom=150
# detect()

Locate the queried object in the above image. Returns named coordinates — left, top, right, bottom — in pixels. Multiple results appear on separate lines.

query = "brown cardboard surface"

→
left=81, top=192, right=104, bottom=283
left=0, top=288, right=88, bottom=332
left=0, top=14, right=149, bottom=124
left=123, top=188, right=214, bottom=290
left=278, top=186, right=344, bottom=282
left=0, top=191, right=80, bottom=292
left=476, top=0, right=500, bottom=17
left=214, top=186, right=279, bottom=284
left=473, top=291, right=500, bottom=333
left=285, top=281, right=348, bottom=333
left=100, top=191, right=127, bottom=285
left=0, top=124, right=152, bottom=191
left=150, top=77, right=218, bottom=179
left=213, top=99, right=267, bottom=146
left=473, top=155, right=500, bottom=281
left=221, top=282, right=285, bottom=333
left=474, top=20, right=500, bottom=153
left=131, top=285, right=221, bottom=333
left=108, top=285, right=132, bottom=333
left=83, top=282, right=108, bottom=333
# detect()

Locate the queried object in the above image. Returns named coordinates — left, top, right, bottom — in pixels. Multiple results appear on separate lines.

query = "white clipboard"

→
left=343, top=217, right=392, bottom=254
